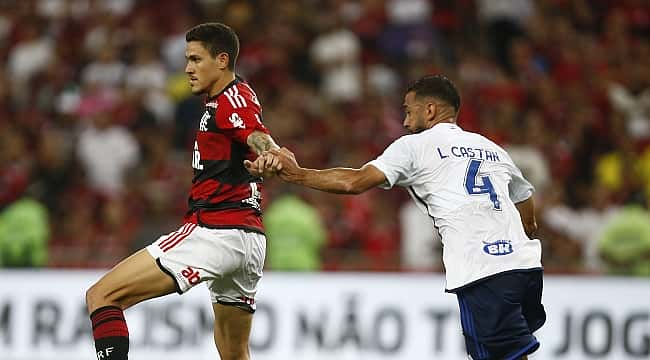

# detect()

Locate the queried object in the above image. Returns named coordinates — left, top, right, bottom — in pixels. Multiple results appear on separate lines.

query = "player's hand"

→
left=244, top=151, right=282, bottom=178
left=268, top=147, right=301, bottom=182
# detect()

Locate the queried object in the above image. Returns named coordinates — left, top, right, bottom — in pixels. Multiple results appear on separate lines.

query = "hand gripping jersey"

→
left=185, top=77, right=269, bottom=233
left=368, top=123, right=542, bottom=291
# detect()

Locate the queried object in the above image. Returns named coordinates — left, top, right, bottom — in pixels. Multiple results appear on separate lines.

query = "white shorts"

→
left=146, top=223, right=266, bottom=312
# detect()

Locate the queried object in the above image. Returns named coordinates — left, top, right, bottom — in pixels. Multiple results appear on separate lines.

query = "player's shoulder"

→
left=215, top=78, right=261, bottom=111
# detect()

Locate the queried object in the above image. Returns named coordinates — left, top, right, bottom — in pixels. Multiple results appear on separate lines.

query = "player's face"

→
left=185, top=41, right=226, bottom=95
left=402, top=91, right=429, bottom=134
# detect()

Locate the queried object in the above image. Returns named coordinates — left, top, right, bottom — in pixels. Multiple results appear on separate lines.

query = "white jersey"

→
left=367, top=123, right=542, bottom=291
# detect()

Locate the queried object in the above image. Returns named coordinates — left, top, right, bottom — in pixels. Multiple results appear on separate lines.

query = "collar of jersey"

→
left=207, top=75, right=242, bottom=101
left=431, top=122, right=460, bottom=131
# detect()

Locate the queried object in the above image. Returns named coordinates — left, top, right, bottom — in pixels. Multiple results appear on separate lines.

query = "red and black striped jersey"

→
left=184, top=77, right=269, bottom=233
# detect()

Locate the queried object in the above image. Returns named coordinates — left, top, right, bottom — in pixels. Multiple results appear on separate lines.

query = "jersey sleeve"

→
left=215, top=83, right=269, bottom=144
left=509, top=165, right=535, bottom=203
left=496, top=146, right=535, bottom=203
left=366, top=136, right=416, bottom=189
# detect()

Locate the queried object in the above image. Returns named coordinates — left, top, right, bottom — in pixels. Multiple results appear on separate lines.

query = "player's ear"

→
left=426, top=101, right=437, bottom=121
left=215, top=52, right=229, bottom=70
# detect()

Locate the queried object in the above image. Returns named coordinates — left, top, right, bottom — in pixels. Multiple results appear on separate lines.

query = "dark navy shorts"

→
left=455, top=270, right=546, bottom=360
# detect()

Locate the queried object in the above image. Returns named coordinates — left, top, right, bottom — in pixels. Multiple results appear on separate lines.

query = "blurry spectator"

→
left=0, top=124, right=31, bottom=206
left=311, top=12, right=362, bottom=102
left=0, top=197, right=49, bottom=267
left=36, top=0, right=91, bottom=20
left=594, top=115, right=648, bottom=205
left=264, top=193, right=326, bottom=271
left=83, top=10, right=129, bottom=57
left=92, top=195, right=139, bottom=267
left=162, top=13, right=196, bottom=72
left=7, top=18, right=54, bottom=105
left=504, top=110, right=550, bottom=192
left=381, top=0, right=436, bottom=60
left=399, top=201, right=441, bottom=272
left=81, top=43, right=126, bottom=89
left=125, top=42, right=174, bottom=122
left=599, top=206, right=650, bottom=276
left=48, top=192, right=97, bottom=267
left=77, top=90, right=140, bottom=195
left=31, top=127, right=76, bottom=210
left=477, top=0, right=535, bottom=73
left=543, top=183, right=620, bottom=272
left=608, top=65, right=650, bottom=140
left=0, top=123, right=48, bottom=268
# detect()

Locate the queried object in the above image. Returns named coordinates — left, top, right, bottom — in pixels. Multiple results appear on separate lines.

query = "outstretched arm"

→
left=288, top=165, right=387, bottom=194
left=245, top=147, right=387, bottom=194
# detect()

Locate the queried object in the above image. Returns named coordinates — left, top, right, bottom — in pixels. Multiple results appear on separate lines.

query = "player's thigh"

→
left=456, top=272, right=541, bottom=360
left=522, top=270, right=546, bottom=332
left=208, top=230, right=265, bottom=312
left=212, top=303, right=253, bottom=354
left=86, top=249, right=176, bottom=312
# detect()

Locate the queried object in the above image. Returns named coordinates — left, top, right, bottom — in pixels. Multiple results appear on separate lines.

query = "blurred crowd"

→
left=0, top=0, right=649, bottom=274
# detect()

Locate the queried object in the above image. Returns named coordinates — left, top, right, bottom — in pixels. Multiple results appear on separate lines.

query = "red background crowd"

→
left=1, top=0, right=648, bottom=273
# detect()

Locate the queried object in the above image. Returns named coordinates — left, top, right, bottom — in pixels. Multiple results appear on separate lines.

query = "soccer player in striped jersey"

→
left=86, top=23, right=279, bottom=360
left=249, top=75, right=546, bottom=360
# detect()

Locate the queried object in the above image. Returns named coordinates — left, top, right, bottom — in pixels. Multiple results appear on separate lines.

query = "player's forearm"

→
left=292, top=167, right=369, bottom=194
left=515, top=197, right=538, bottom=238
left=247, top=131, right=280, bottom=155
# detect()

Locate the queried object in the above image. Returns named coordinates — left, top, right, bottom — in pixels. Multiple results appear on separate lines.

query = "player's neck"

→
left=428, top=117, right=456, bottom=129
left=208, top=72, right=236, bottom=97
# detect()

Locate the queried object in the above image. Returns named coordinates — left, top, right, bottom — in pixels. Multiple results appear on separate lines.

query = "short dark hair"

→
left=186, top=23, right=239, bottom=71
left=406, top=75, right=461, bottom=113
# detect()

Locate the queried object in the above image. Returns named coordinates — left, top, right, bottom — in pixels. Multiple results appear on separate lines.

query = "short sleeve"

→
left=216, top=82, right=269, bottom=143
left=495, top=143, right=535, bottom=203
left=508, top=162, right=535, bottom=203
left=366, top=136, right=415, bottom=189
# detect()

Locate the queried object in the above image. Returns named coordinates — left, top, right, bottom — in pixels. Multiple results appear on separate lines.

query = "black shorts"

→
left=455, top=270, right=546, bottom=360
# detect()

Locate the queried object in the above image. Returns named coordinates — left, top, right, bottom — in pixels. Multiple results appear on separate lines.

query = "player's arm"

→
left=246, top=147, right=387, bottom=194
left=246, top=130, right=280, bottom=155
left=246, top=131, right=280, bottom=177
left=290, top=164, right=387, bottom=194
left=515, top=196, right=537, bottom=238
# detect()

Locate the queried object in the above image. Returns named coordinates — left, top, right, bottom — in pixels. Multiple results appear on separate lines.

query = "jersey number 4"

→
left=464, top=159, right=501, bottom=210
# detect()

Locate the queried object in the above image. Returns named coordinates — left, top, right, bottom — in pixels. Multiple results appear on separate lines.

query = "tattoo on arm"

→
left=247, top=131, right=280, bottom=155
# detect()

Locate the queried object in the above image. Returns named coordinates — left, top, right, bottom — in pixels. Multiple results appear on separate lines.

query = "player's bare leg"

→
left=212, top=303, right=254, bottom=360
left=86, top=249, right=177, bottom=359
left=86, top=249, right=177, bottom=311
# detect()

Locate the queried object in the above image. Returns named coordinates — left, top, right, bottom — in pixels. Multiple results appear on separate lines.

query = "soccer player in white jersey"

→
left=247, top=75, right=545, bottom=360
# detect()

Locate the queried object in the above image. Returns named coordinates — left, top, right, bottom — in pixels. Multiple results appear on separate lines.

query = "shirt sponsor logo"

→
left=482, top=240, right=513, bottom=256
left=229, top=112, right=245, bottom=129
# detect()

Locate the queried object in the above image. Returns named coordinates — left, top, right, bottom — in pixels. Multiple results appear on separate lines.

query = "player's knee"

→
left=85, top=283, right=103, bottom=312
left=85, top=281, right=123, bottom=312
left=221, top=348, right=249, bottom=360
